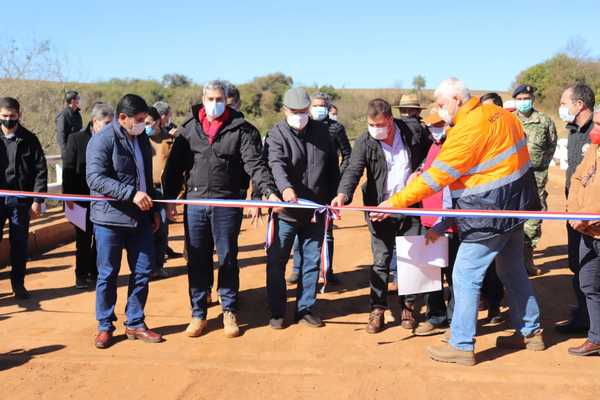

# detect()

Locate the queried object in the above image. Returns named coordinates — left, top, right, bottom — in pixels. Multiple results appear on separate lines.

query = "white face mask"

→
left=329, top=113, right=338, bottom=121
left=3, top=132, right=15, bottom=139
left=287, top=113, right=309, bottom=130
left=559, top=105, right=577, bottom=123
left=368, top=125, right=389, bottom=140
left=430, top=126, right=446, bottom=142
left=438, top=107, right=453, bottom=124
left=310, top=106, right=329, bottom=121
left=131, top=121, right=146, bottom=136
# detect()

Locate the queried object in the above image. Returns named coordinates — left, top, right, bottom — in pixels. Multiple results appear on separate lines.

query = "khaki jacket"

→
left=150, top=130, right=174, bottom=186
left=567, top=143, right=600, bottom=238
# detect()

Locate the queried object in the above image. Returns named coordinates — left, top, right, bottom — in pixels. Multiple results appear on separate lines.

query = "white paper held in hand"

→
left=394, top=235, right=449, bottom=296
left=65, top=203, right=88, bottom=232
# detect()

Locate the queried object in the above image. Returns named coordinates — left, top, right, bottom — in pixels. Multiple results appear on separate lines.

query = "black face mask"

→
left=0, top=119, right=18, bottom=129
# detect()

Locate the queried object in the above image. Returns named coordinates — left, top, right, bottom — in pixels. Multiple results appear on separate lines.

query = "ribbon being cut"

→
left=2, top=188, right=600, bottom=290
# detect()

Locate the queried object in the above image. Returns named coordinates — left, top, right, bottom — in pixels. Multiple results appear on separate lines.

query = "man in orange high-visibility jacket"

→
left=370, top=78, right=544, bottom=366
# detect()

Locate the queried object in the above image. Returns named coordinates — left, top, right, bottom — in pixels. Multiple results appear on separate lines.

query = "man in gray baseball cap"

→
left=264, top=87, right=340, bottom=329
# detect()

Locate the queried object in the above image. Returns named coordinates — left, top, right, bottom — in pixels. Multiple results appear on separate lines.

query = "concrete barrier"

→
left=0, top=211, right=75, bottom=268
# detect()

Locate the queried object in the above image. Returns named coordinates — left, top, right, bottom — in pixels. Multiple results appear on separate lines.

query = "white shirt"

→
left=381, top=127, right=411, bottom=201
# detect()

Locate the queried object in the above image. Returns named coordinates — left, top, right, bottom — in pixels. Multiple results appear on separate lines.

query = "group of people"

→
left=1, top=76, right=600, bottom=366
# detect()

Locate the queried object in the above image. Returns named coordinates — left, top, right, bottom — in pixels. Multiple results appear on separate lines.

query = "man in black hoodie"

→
left=265, top=87, right=340, bottom=329
left=63, top=101, right=114, bottom=289
left=162, top=80, right=280, bottom=339
left=0, top=97, right=48, bottom=299
left=56, top=90, right=83, bottom=156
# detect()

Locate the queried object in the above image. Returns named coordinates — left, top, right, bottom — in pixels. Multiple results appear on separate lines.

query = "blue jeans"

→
left=292, top=224, right=334, bottom=277
left=0, top=198, right=31, bottom=289
left=185, top=205, right=242, bottom=319
left=94, top=219, right=154, bottom=332
left=450, top=226, right=541, bottom=351
left=267, top=217, right=325, bottom=318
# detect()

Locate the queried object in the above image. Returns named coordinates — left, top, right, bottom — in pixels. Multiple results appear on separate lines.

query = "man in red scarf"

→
left=163, top=80, right=280, bottom=339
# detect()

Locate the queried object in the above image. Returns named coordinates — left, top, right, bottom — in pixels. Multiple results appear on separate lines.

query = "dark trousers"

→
left=568, top=222, right=589, bottom=325
left=94, top=220, right=153, bottom=332
left=0, top=198, right=31, bottom=289
left=579, top=235, right=600, bottom=344
left=185, top=205, right=242, bottom=319
left=368, top=216, right=447, bottom=322
left=75, top=210, right=97, bottom=280
left=153, top=188, right=167, bottom=272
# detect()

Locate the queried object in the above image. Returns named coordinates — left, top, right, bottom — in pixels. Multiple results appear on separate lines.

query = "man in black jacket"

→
left=162, top=80, right=280, bottom=339
left=265, top=87, right=340, bottom=329
left=287, top=92, right=351, bottom=285
left=556, top=84, right=596, bottom=335
left=63, top=102, right=114, bottom=289
left=331, top=98, right=432, bottom=334
left=56, top=90, right=83, bottom=156
left=0, top=97, right=48, bottom=299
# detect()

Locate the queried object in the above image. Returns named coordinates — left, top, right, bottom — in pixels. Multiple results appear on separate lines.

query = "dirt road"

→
left=1, top=167, right=598, bottom=399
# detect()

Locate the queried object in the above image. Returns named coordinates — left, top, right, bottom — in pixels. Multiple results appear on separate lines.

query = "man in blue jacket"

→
left=86, top=94, right=162, bottom=349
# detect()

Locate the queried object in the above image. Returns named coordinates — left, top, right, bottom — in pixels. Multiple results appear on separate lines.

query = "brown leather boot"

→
left=400, top=303, right=417, bottom=330
left=427, top=343, right=476, bottom=366
left=568, top=340, right=600, bottom=356
left=95, top=331, right=113, bottom=349
left=496, top=329, right=545, bottom=351
left=125, top=326, right=163, bottom=343
left=366, top=308, right=385, bottom=334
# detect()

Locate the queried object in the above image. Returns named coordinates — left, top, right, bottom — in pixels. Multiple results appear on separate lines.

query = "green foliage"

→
left=161, top=73, right=193, bottom=88
left=316, top=85, right=341, bottom=102
left=412, top=75, right=426, bottom=92
left=515, top=53, right=600, bottom=111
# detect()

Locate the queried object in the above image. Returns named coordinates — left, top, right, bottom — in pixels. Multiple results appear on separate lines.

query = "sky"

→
left=4, top=0, right=600, bottom=91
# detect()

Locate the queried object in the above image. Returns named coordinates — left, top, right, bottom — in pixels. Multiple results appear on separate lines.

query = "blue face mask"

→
left=145, top=125, right=155, bottom=136
left=516, top=99, right=533, bottom=113
left=310, top=106, right=329, bottom=121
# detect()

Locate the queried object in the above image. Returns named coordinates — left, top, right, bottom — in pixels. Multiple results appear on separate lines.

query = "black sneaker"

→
left=13, top=286, right=30, bottom=300
left=166, top=247, right=182, bottom=259
left=75, top=277, right=89, bottom=289
left=555, top=320, right=589, bottom=335
left=286, top=271, right=299, bottom=284
left=270, top=317, right=285, bottom=330
left=487, top=306, right=505, bottom=325
left=297, top=313, right=324, bottom=328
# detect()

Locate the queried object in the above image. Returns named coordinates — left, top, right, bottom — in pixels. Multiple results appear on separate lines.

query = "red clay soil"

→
left=0, top=167, right=599, bottom=399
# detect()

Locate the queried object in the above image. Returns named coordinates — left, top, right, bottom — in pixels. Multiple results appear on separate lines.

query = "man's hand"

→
left=247, top=207, right=264, bottom=227
left=569, top=220, right=589, bottom=232
left=425, top=229, right=442, bottom=245
left=407, top=170, right=422, bottom=185
left=330, top=193, right=347, bottom=208
left=369, top=199, right=392, bottom=222
left=133, top=191, right=153, bottom=211
left=65, top=201, right=74, bottom=209
left=152, top=212, right=161, bottom=233
left=165, top=203, right=178, bottom=222
left=30, top=202, right=42, bottom=219
left=267, top=193, right=284, bottom=214
left=282, top=187, right=297, bottom=203
left=168, top=128, right=178, bottom=136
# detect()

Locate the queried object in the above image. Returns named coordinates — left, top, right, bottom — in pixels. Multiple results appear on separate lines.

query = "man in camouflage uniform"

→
left=513, top=84, right=558, bottom=275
